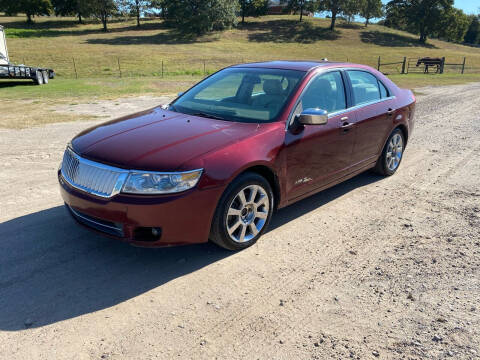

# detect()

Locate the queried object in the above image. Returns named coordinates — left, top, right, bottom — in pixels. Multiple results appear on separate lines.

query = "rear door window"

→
left=347, top=70, right=381, bottom=105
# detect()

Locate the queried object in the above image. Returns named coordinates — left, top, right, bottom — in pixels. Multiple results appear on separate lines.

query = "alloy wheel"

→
left=226, top=184, right=270, bottom=243
left=386, top=133, right=403, bottom=171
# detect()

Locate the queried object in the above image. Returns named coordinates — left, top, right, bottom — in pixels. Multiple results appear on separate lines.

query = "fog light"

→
left=134, top=227, right=162, bottom=242
left=152, top=227, right=161, bottom=237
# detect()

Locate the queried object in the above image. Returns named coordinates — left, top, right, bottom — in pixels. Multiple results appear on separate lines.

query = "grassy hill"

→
left=1, top=14, right=479, bottom=104
left=3, top=15, right=480, bottom=77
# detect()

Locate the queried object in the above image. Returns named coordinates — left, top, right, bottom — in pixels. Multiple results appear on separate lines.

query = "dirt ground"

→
left=0, top=83, right=479, bottom=360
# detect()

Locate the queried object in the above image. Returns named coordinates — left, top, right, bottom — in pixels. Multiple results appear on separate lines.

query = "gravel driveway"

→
left=0, top=83, right=479, bottom=359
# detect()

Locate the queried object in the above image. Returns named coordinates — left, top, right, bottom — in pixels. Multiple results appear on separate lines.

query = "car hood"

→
left=71, top=107, right=261, bottom=171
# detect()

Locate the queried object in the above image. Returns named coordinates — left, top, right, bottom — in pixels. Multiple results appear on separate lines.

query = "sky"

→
left=453, top=0, right=478, bottom=14
left=381, top=0, right=479, bottom=15
left=314, top=0, right=479, bottom=22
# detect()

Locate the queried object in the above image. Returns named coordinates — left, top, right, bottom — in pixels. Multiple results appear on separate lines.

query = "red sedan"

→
left=59, top=61, right=415, bottom=250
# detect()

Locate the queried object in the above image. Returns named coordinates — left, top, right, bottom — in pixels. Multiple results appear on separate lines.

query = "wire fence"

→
left=7, top=54, right=480, bottom=79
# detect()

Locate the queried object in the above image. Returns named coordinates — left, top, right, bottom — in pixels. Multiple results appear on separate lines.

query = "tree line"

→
left=0, top=0, right=384, bottom=32
left=383, top=0, right=479, bottom=44
left=0, top=0, right=478, bottom=45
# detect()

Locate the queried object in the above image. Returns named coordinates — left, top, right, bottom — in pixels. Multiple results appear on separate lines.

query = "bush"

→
left=164, top=0, right=239, bottom=35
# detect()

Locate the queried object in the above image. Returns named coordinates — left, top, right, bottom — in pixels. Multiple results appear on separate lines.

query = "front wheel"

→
left=210, top=172, right=274, bottom=251
left=373, top=128, right=405, bottom=176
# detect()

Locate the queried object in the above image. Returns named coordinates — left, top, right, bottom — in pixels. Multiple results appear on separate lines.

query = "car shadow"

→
left=0, top=171, right=382, bottom=331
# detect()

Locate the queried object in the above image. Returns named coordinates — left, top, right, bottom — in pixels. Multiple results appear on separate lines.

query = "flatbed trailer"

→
left=0, top=25, right=55, bottom=85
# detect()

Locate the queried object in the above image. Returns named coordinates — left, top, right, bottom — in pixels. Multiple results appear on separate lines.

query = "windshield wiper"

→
left=192, top=112, right=227, bottom=121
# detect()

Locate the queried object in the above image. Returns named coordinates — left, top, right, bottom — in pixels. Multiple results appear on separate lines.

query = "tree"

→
left=118, top=0, right=150, bottom=27
left=282, top=0, right=317, bottom=22
left=359, top=0, right=382, bottom=27
left=464, top=15, right=480, bottom=44
left=437, top=8, right=469, bottom=43
left=342, top=0, right=362, bottom=23
left=51, top=0, right=92, bottom=23
left=239, top=0, right=269, bottom=24
left=163, top=0, right=239, bottom=34
left=317, top=0, right=351, bottom=30
left=0, top=0, right=53, bottom=22
left=150, top=0, right=167, bottom=19
left=88, top=0, right=117, bottom=32
left=383, top=0, right=408, bottom=30
left=385, top=0, right=454, bottom=43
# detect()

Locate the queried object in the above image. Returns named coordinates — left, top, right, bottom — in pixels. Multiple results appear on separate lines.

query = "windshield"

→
left=170, top=67, right=305, bottom=123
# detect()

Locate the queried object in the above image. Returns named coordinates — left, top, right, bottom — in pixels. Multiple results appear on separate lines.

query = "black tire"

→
left=42, top=70, right=49, bottom=84
left=373, top=128, right=405, bottom=176
left=34, top=70, right=44, bottom=85
left=210, top=172, right=274, bottom=251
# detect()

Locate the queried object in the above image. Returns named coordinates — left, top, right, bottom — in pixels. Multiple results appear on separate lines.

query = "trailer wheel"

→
left=42, top=71, right=49, bottom=84
left=34, top=70, right=44, bottom=85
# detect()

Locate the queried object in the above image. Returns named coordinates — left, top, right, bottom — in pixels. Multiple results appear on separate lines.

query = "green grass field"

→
left=1, top=14, right=479, bottom=128
left=2, top=14, right=480, bottom=80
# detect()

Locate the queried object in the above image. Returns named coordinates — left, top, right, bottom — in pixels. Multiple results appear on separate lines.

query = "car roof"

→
left=230, top=60, right=354, bottom=72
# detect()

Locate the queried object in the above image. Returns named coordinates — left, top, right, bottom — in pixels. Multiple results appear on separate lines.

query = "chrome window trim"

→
left=61, top=147, right=203, bottom=199
left=327, top=96, right=396, bottom=118
left=285, top=67, right=395, bottom=129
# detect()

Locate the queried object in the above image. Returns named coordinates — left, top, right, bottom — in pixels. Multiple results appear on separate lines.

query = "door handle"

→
left=340, top=122, right=354, bottom=129
left=340, top=121, right=354, bottom=133
left=387, top=108, right=395, bottom=116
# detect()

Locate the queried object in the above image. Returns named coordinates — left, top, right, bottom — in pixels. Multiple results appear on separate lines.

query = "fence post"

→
left=461, top=57, right=466, bottom=74
left=161, top=60, right=164, bottom=78
left=440, top=57, right=445, bottom=74
left=117, top=58, right=122, bottom=78
left=72, top=57, right=78, bottom=79
left=377, top=56, right=381, bottom=71
left=401, top=57, right=407, bottom=74
left=203, top=60, right=206, bottom=76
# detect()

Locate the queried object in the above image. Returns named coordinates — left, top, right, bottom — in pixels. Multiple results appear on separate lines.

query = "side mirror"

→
left=177, top=91, right=185, bottom=97
left=296, top=108, right=328, bottom=125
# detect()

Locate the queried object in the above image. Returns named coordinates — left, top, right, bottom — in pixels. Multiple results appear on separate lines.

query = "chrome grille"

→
left=61, top=148, right=128, bottom=198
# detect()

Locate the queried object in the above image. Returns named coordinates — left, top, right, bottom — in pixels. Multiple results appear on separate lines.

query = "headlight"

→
left=122, top=169, right=203, bottom=195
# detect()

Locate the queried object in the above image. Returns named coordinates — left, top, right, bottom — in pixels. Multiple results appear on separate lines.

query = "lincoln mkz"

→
left=59, top=61, right=416, bottom=250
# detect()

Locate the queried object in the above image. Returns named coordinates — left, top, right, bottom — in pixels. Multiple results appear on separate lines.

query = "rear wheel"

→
left=34, top=70, right=44, bottom=85
left=42, top=70, right=49, bottom=84
left=210, top=172, right=274, bottom=251
left=373, top=128, right=405, bottom=176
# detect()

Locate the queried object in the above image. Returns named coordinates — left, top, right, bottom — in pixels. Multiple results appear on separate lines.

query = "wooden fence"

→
left=378, top=56, right=471, bottom=75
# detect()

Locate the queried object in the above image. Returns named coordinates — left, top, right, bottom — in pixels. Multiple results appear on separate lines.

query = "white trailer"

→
left=0, top=25, right=55, bottom=85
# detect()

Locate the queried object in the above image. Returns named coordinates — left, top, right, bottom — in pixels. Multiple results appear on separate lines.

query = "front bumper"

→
left=59, top=171, right=223, bottom=247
